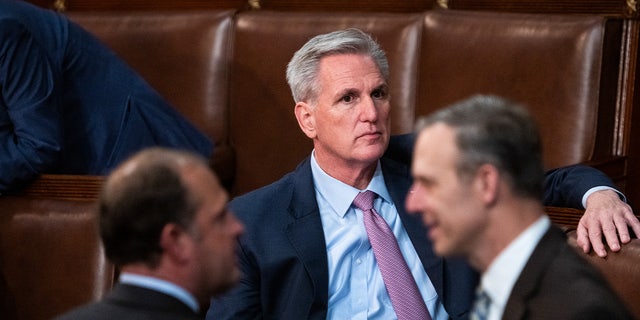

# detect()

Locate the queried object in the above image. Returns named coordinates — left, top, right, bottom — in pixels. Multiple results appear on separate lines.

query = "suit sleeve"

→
left=542, top=164, right=617, bottom=209
left=0, top=21, right=62, bottom=192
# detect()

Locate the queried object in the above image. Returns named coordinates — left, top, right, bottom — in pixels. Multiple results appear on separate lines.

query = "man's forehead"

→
left=418, top=124, right=454, bottom=148
left=318, top=53, right=378, bottom=73
left=415, top=124, right=458, bottom=165
left=317, top=55, right=384, bottom=87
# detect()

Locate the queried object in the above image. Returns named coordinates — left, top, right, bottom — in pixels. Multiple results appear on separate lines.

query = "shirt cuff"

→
left=581, top=186, right=627, bottom=208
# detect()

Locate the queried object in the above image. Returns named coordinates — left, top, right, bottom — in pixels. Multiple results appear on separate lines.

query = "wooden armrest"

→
left=545, top=206, right=584, bottom=231
left=3, top=174, right=104, bottom=201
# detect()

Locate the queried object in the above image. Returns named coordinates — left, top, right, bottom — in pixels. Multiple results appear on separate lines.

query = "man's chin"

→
left=357, top=145, right=386, bottom=160
left=432, top=239, right=455, bottom=257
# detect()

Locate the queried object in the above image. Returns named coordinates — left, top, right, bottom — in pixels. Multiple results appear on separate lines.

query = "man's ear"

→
left=475, top=164, right=500, bottom=206
left=159, top=223, right=192, bottom=264
left=295, top=102, right=316, bottom=139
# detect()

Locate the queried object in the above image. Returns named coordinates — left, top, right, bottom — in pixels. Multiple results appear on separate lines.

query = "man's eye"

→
left=372, top=88, right=387, bottom=99
left=341, top=95, right=354, bottom=103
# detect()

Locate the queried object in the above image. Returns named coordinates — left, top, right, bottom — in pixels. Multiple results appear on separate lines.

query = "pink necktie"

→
left=353, top=190, right=432, bottom=320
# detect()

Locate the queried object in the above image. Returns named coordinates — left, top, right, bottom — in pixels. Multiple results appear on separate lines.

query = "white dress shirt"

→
left=477, top=216, right=551, bottom=320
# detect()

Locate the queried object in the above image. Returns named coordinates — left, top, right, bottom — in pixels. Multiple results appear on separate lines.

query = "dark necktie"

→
left=353, top=190, right=432, bottom=320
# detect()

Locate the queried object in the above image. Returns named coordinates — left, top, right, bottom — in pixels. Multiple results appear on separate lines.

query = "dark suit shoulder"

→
left=229, top=169, right=298, bottom=224
left=54, top=285, right=200, bottom=320
left=383, top=133, right=416, bottom=166
left=230, top=157, right=314, bottom=215
left=504, top=227, right=633, bottom=319
left=231, top=171, right=296, bottom=210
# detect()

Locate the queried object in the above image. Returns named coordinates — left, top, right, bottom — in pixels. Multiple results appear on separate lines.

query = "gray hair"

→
left=415, top=95, right=544, bottom=199
left=286, top=28, right=389, bottom=103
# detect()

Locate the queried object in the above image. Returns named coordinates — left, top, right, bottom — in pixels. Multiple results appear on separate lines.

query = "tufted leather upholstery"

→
left=417, top=10, right=622, bottom=170
left=1, top=8, right=636, bottom=320
left=67, top=11, right=237, bottom=188
left=0, top=196, right=114, bottom=320
left=68, top=9, right=626, bottom=195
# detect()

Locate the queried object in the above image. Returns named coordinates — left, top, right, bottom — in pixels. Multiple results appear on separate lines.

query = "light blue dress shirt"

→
left=310, top=152, right=447, bottom=320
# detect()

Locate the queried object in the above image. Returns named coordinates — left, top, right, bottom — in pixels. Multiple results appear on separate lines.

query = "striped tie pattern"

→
left=353, top=190, right=432, bottom=320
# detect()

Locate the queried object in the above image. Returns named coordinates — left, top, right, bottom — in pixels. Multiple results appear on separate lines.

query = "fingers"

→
left=576, top=223, right=592, bottom=254
left=578, top=189, right=640, bottom=257
left=577, top=208, right=610, bottom=257
left=628, top=214, right=640, bottom=241
left=613, top=212, right=631, bottom=244
left=600, top=220, right=620, bottom=253
left=587, top=223, right=608, bottom=258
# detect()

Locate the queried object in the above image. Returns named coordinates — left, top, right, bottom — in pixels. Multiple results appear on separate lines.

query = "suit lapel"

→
left=382, top=157, right=441, bottom=270
left=381, top=158, right=446, bottom=297
left=282, top=156, right=440, bottom=313
left=382, top=157, right=477, bottom=319
left=280, top=156, right=453, bottom=316
left=503, top=226, right=565, bottom=319
left=285, top=158, right=329, bottom=309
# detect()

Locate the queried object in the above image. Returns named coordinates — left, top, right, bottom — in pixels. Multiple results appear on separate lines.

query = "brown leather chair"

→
left=67, top=10, right=237, bottom=189
left=0, top=196, right=114, bottom=320
left=1, top=8, right=635, bottom=319
left=566, top=230, right=640, bottom=319
left=416, top=10, right=624, bottom=173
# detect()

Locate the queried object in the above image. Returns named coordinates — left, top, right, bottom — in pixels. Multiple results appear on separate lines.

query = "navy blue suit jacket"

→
left=207, top=135, right=616, bottom=319
left=0, top=0, right=212, bottom=192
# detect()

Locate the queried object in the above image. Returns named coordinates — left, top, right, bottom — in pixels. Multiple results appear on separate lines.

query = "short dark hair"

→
left=99, top=148, right=204, bottom=267
left=416, top=95, right=544, bottom=200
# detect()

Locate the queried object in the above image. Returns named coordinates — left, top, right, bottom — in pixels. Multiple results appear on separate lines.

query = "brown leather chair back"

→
left=67, top=11, right=237, bottom=186
left=0, top=197, right=114, bottom=320
left=417, top=10, right=622, bottom=169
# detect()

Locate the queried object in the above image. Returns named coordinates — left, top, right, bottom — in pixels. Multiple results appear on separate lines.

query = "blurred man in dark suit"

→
left=55, top=148, right=243, bottom=319
left=407, top=95, right=633, bottom=319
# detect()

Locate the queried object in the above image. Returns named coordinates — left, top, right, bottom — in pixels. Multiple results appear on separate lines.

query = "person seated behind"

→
left=0, top=0, right=213, bottom=193
left=207, top=28, right=638, bottom=319
left=54, top=147, right=244, bottom=319
left=406, top=95, right=633, bottom=319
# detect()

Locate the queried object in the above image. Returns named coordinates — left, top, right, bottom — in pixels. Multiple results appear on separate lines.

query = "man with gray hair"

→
left=406, top=95, right=632, bottom=319
left=208, top=28, right=636, bottom=319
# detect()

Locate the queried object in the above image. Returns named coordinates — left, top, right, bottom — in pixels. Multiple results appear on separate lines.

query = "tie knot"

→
left=353, top=190, right=376, bottom=211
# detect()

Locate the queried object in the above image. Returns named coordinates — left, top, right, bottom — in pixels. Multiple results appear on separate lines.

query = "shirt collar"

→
left=480, top=215, right=550, bottom=312
left=118, top=273, right=199, bottom=313
left=310, top=150, right=392, bottom=218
